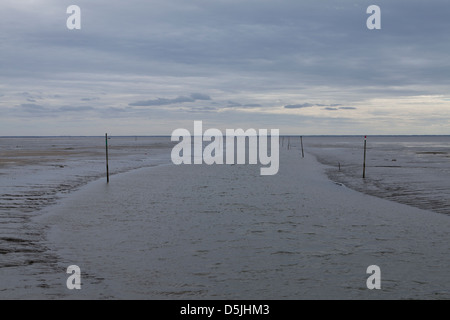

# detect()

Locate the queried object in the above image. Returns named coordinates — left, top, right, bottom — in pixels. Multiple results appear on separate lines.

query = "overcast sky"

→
left=1, top=0, right=450, bottom=135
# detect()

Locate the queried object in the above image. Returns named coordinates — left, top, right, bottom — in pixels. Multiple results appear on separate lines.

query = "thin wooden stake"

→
left=300, top=136, right=304, bottom=158
left=363, top=136, right=367, bottom=179
left=106, top=133, right=109, bottom=183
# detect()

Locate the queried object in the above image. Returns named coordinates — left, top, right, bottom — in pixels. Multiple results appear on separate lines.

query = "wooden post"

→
left=288, top=137, right=291, bottom=150
left=106, top=133, right=109, bottom=183
left=300, top=136, right=304, bottom=158
left=363, top=136, right=367, bottom=179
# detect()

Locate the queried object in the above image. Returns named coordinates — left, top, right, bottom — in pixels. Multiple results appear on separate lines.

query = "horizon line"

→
left=1, top=134, right=450, bottom=138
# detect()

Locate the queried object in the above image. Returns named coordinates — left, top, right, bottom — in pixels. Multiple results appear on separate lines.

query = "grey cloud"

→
left=107, top=107, right=133, bottom=113
left=18, top=104, right=95, bottom=115
left=129, top=96, right=195, bottom=107
left=129, top=93, right=213, bottom=107
left=190, top=93, right=211, bottom=101
left=20, top=104, right=47, bottom=112
left=227, top=101, right=242, bottom=107
left=17, top=103, right=55, bottom=118
left=185, top=106, right=217, bottom=113
left=285, top=103, right=354, bottom=110
left=58, top=106, right=95, bottom=112
left=19, top=92, right=42, bottom=100
left=323, top=106, right=357, bottom=111
left=284, top=103, right=314, bottom=109
left=220, top=102, right=262, bottom=109
left=102, top=107, right=141, bottom=118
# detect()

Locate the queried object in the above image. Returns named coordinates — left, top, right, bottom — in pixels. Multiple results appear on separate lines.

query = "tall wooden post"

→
left=363, top=135, right=367, bottom=179
left=106, top=133, right=109, bottom=183
left=300, top=136, right=304, bottom=158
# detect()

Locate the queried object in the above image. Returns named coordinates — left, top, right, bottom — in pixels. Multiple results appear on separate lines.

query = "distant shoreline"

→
left=1, top=134, right=450, bottom=138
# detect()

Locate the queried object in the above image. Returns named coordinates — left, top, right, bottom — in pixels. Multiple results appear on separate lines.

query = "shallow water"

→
left=0, top=136, right=174, bottom=297
left=1, top=136, right=449, bottom=299
left=35, top=151, right=450, bottom=299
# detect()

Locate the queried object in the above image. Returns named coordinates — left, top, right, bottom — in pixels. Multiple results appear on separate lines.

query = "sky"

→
left=1, top=0, right=450, bottom=136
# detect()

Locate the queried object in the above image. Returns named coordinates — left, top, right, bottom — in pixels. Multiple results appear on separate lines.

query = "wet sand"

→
left=0, top=137, right=174, bottom=299
left=23, top=148, right=450, bottom=300
left=1, top=137, right=449, bottom=299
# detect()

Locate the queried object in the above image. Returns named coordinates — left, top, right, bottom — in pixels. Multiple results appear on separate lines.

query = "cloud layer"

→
left=129, top=93, right=211, bottom=107
left=1, top=0, right=450, bottom=135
